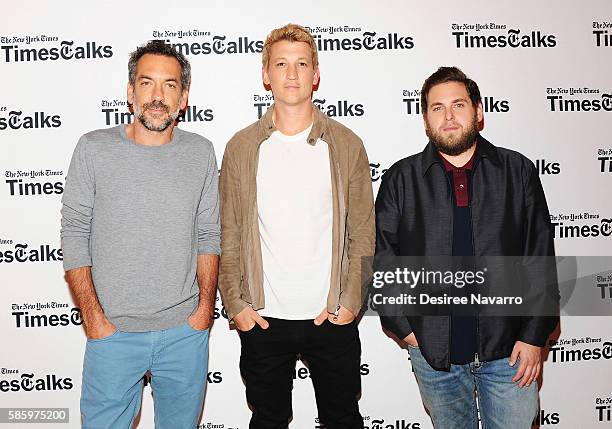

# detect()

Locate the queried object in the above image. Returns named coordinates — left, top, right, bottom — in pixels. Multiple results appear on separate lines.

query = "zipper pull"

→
left=474, top=353, right=480, bottom=366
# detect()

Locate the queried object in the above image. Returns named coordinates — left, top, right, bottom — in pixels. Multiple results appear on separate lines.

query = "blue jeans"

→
left=81, top=322, right=209, bottom=429
left=408, top=345, right=538, bottom=429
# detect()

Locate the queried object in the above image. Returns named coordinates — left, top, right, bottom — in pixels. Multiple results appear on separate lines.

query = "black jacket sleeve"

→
left=518, top=160, right=560, bottom=346
left=374, top=168, right=413, bottom=339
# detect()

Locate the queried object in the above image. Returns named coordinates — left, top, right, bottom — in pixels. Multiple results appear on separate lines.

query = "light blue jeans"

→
left=408, top=345, right=538, bottom=429
left=81, top=322, right=209, bottom=429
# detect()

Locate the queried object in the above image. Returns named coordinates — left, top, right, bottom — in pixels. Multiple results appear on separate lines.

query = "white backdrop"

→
left=2, top=1, right=611, bottom=428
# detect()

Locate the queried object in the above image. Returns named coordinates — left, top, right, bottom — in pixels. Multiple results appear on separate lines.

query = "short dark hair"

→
left=420, top=66, right=481, bottom=113
left=128, top=40, right=191, bottom=91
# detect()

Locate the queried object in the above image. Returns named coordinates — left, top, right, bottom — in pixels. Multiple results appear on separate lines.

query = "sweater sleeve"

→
left=197, top=142, right=221, bottom=255
left=60, top=135, right=95, bottom=271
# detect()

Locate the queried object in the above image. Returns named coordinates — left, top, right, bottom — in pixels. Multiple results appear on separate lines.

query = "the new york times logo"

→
left=1, top=39, right=112, bottom=63
left=0, top=108, right=61, bottom=130
left=592, top=21, right=612, bottom=47
left=0, top=242, right=63, bottom=263
left=0, top=369, right=73, bottom=392
left=532, top=409, right=560, bottom=426
left=550, top=212, right=612, bottom=239
left=11, top=303, right=81, bottom=328
left=0, top=34, right=59, bottom=44
left=370, top=163, right=388, bottom=182
left=162, top=34, right=263, bottom=56
left=548, top=337, right=612, bottom=363
left=307, top=27, right=414, bottom=52
left=451, top=23, right=556, bottom=48
left=152, top=29, right=211, bottom=39
left=252, top=95, right=364, bottom=119
left=5, top=169, right=64, bottom=196
left=306, top=25, right=363, bottom=35
left=101, top=99, right=213, bottom=126
left=598, top=148, right=612, bottom=173
left=595, top=395, right=612, bottom=422
left=401, top=89, right=509, bottom=114
left=546, top=87, right=612, bottom=112
left=296, top=363, right=370, bottom=381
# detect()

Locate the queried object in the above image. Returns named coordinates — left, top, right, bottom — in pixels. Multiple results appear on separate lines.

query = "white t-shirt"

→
left=256, top=124, right=333, bottom=319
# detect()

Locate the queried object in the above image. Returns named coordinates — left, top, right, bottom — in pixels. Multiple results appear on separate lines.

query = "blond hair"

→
left=262, top=24, right=318, bottom=68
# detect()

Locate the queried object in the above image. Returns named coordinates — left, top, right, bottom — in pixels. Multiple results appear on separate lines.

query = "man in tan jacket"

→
left=218, top=24, right=374, bottom=429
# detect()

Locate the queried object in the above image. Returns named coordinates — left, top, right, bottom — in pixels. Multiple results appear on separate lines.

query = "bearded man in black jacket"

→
left=375, top=66, right=559, bottom=429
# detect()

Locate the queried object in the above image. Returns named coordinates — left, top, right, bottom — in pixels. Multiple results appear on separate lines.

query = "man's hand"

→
left=233, top=306, right=269, bottom=332
left=509, top=341, right=542, bottom=388
left=403, top=332, right=419, bottom=347
left=313, top=305, right=355, bottom=326
left=86, top=315, right=117, bottom=340
left=188, top=307, right=213, bottom=331
left=65, top=267, right=117, bottom=340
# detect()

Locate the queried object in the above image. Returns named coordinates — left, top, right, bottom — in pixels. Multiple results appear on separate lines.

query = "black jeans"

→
left=239, top=318, right=363, bottom=429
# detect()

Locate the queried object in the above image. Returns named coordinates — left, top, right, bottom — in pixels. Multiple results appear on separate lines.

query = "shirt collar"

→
left=258, top=102, right=330, bottom=146
left=439, top=146, right=476, bottom=172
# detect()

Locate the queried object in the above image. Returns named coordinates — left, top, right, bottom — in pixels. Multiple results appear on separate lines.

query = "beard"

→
left=426, top=114, right=479, bottom=156
left=134, top=100, right=180, bottom=132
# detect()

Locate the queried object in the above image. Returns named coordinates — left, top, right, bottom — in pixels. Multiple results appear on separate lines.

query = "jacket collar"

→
left=257, top=102, right=330, bottom=145
left=420, top=134, right=501, bottom=177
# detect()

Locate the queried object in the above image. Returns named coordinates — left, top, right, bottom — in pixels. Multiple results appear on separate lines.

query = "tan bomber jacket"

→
left=218, top=104, right=375, bottom=321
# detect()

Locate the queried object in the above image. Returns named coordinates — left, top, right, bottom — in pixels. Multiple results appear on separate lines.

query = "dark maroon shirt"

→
left=439, top=150, right=475, bottom=207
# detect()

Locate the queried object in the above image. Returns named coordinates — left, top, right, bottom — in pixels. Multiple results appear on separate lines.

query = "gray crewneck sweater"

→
left=60, top=125, right=220, bottom=332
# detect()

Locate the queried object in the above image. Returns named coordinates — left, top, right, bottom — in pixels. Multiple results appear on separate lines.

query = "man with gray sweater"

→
left=60, top=40, right=220, bottom=429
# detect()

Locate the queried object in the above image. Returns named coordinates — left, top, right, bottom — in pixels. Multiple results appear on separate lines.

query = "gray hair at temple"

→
left=128, top=40, right=191, bottom=92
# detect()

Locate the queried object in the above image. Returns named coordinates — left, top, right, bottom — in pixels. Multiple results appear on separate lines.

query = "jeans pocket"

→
left=87, top=330, right=120, bottom=343
left=185, top=321, right=208, bottom=333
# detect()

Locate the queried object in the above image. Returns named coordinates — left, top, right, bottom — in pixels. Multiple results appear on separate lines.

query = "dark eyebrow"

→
left=430, top=98, right=469, bottom=108
left=137, top=75, right=178, bottom=83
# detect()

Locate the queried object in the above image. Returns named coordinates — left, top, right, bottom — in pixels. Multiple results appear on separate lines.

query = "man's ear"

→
left=476, top=101, right=484, bottom=123
left=313, top=64, right=320, bottom=86
left=262, top=65, right=271, bottom=86
left=179, top=85, right=189, bottom=111
left=127, top=83, right=134, bottom=105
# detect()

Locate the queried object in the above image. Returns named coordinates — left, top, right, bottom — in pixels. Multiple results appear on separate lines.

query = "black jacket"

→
left=375, top=135, right=559, bottom=370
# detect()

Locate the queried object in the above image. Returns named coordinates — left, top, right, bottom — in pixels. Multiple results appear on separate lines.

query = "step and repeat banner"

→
left=2, top=0, right=611, bottom=428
